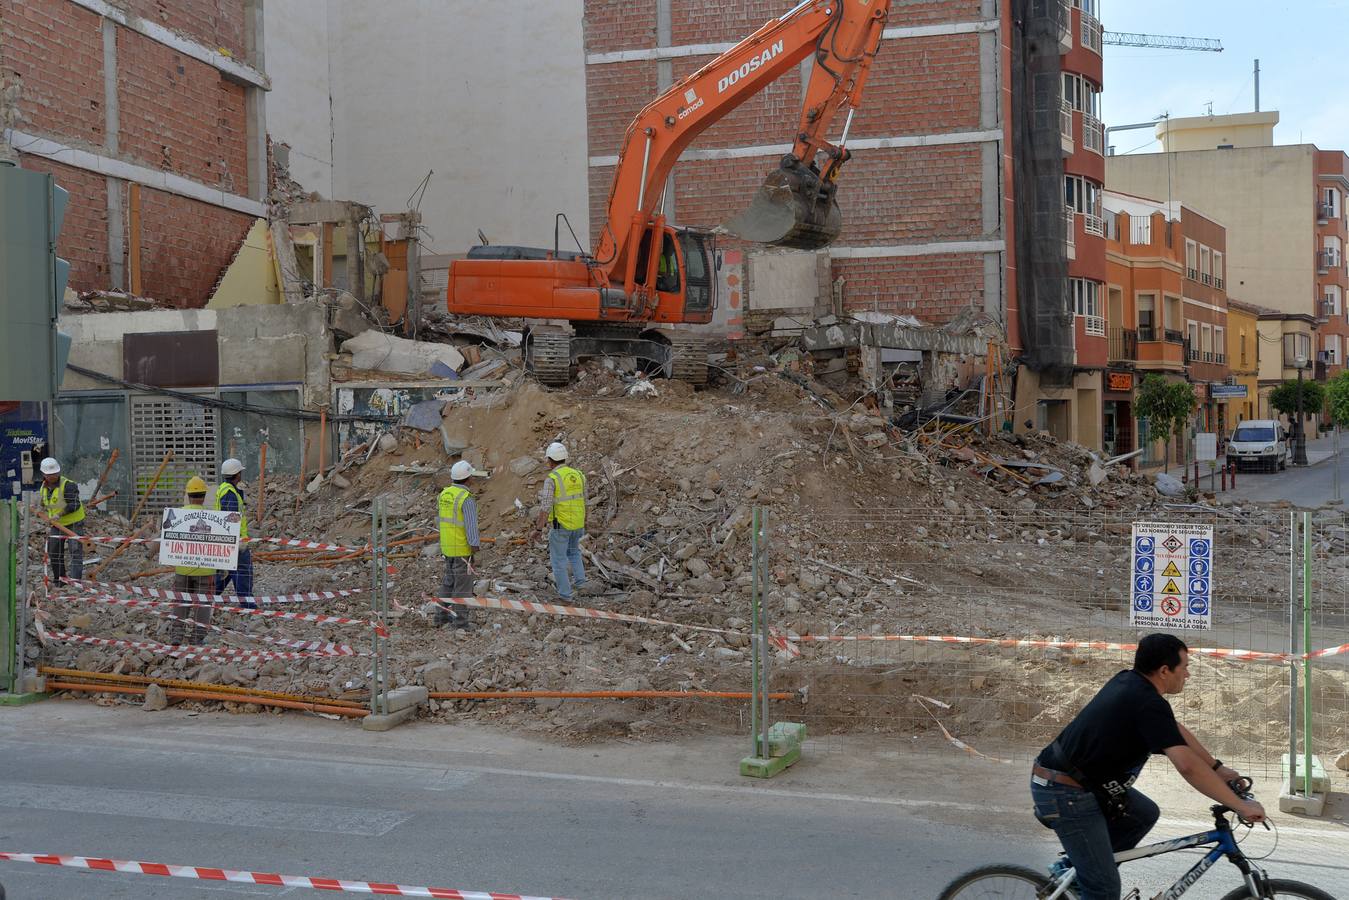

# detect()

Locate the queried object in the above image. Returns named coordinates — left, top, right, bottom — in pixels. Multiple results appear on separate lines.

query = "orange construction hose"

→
left=429, top=690, right=795, bottom=700
left=37, top=667, right=365, bottom=708
left=45, top=680, right=368, bottom=717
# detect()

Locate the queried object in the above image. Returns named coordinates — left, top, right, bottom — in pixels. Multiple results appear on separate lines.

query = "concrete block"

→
left=740, top=745, right=801, bottom=778
left=381, top=686, right=428, bottom=713
left=761, top=721, right=807, bottom=758
left=1278, top=781, right=1326, bottom=817
left=361, top=704, right=419, bottom=732
left=0, top=691, right=49, bottom=706
left=1282, top=754, right=1330, bottom=794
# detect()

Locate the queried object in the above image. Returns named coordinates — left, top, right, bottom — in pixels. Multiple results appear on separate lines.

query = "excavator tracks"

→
left=667, top=333, right=708, bottom=386
left=527, top=330, right=572, bottom=386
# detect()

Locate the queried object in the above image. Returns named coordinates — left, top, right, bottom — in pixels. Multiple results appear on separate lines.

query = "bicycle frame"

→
left=1044, top=825, right=1267, bottom=900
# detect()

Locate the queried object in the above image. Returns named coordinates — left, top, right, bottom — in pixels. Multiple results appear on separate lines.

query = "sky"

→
left=1101, top=0, right=1349, bottom=155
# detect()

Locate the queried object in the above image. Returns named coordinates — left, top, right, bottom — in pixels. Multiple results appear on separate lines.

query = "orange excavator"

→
left=447, top=0, right=892, bottom=384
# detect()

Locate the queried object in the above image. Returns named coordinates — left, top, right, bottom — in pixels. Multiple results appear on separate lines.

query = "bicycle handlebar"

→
left=1217, top=775, right=1270, bottom=831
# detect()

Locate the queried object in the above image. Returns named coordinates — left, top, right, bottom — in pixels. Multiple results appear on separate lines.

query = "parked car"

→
left=1226, top=419, right=1289, bottom=472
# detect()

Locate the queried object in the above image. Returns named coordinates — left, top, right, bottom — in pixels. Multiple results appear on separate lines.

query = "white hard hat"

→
left=545, top=442, right=569, bottom=462
left=40, top=457, right=61, bottom=475
left=220, top=458, right=244, bottom=477
left=450, top=460, right=473, bottom=481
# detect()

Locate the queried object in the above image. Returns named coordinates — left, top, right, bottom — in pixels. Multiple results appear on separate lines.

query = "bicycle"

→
left=937, top=778, right=1333, bottom=900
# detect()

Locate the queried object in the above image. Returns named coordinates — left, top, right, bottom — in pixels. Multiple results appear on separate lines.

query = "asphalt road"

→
left=0, top=702, right=1345, bottom=899
left=1226, top=441, right=1349, bottom=509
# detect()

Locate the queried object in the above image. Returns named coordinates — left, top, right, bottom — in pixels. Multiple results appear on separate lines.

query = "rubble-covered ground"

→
left=32, top=353, right=1349, bottom=755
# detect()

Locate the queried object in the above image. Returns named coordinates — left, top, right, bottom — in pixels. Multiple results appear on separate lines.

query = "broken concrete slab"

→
left=342, top=330, right=465, bottom=376
left=143, top=683, right=168, bottom=711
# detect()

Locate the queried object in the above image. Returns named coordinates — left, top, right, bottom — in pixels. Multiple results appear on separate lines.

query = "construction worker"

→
left=214, top=458, right=255, bottom=609
left=37, top=457, right=85, bottom=583
left=534, top=442, right=588, bottom=601
left=435, top=460, right=479, bottom=629
left=169, top=476, right=217, bottom=645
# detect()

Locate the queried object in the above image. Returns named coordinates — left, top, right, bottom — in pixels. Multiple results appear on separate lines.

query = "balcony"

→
left=1064, top=209, right=1076, bottom=260
left=1319, top=202, right=1334, bottom=224
left=1060, top=99, right=1075, bottom=154
left=1187, top=266, right=1199, bottom=280
left=1215, top=277, right=1224, bottom=290
left=1083, top=314, right=1106, bottom=336
left=1214, top=352, right=1226, bottom=365
left=1316, top=360, right=1329, bottom=382
left=1129, top=216, right=1152, bottom=245
left=1081, top=13, right=1103, bottom=54
left=1186, top=340, right=1201, bottom=363
left=1081, top=113, right=1104, bottom=156
left=1108, top=327, right=1138, bottom=362
left=1201, top=273, right=1212, bottom=286
left=1319, top=299, right=1336, bottom=321
left=1165, top=328, right=1184, bottom=343
left=1319, top=249, right=1342, bottom=272
left=1083, top=213, right=1105, bottom=237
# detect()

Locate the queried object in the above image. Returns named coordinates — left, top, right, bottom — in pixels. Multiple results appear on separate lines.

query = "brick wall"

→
left=124, top=0, right=248, bottom=60
left=669, top=0, right=791, bottom=45
left=1, top=0, right=104, bottom=146
left=137, top=187, right=251, bottom=306
left=116, top=29, right=248, bottom=192
left=583, top=0, right=656, bottom=52
left=852, top=34, right=982, bottom=136
left=833, top=253, right=984, bottom=318
left=16, top=154, right=111, bottom=292
left=586, top=60, right=658, bottom=159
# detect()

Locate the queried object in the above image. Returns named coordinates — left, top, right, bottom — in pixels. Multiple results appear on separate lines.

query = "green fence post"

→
left=1302, top=511, right=1312, bottom=797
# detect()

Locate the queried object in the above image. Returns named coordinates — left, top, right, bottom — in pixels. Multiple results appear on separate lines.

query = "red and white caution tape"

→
left=47, top=534, right=369, bottom=553
left=770, top=631, right=1295, bottom=663
left=64, top=577, right=363, bottom=606
left=47, top=632, right=344, bottom=663
left=0, top=851, right=568, bottom=899
left=912, top=694, right=1011, bottom=764
left=137, top=607, right=363, bottom=657
left=1306, top=641, right=1349, bottom=660
left=429, top=594, right=734, bottom=637
left=50, top=591, right=388, bottom=636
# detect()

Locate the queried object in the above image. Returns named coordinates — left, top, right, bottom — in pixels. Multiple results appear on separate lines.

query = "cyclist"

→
left=1030, top=633, right=1266, bottom=900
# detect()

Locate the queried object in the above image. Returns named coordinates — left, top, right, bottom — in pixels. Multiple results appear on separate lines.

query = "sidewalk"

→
left=1297, top=432, right=1343, bottom=466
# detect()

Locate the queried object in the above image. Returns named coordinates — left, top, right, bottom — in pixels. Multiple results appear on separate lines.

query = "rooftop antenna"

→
left=1254, top=59, right=1260, bottom=111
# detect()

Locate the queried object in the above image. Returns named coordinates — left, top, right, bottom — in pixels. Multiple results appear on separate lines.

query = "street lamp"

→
left=1293, top=354, right=1309, bottom=466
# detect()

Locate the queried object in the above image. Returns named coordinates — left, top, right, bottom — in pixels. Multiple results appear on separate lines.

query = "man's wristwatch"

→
left=1211, top=758, right=1223, bottom=771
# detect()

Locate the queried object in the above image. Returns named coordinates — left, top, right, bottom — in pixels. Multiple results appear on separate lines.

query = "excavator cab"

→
left=628, top=226, right=716, bottom=324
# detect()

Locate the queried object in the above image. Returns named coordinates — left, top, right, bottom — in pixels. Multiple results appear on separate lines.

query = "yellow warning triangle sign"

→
left=1162, top=579, right=1182, bottom=595
left=1161, top=561, right=1182, bottom=577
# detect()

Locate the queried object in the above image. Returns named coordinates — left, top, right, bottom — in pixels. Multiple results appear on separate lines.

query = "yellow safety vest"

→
left=547, top=466, right=586, bottom=530
left=214, top=481, right=249, bottom=541
left=173, top=503, right=216, bottom=577
left=438, top=484, right=472, bottom=558
left=40, top=476, right=85, bottom=527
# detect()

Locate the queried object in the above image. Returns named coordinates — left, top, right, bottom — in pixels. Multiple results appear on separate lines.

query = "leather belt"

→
left=1032, top=764, right=1083, bottom=789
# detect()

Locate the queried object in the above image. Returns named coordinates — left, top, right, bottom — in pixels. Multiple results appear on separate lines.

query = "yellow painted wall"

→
left=207, top=218, right=282, bottom=308
left=1155, top=112, right=1278, bottom=152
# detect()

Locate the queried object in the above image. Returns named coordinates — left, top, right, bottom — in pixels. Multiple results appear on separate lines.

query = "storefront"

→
left=1209, top=382, right=1250, bottom=438
left=1102, top=370, right=1135, bottom=459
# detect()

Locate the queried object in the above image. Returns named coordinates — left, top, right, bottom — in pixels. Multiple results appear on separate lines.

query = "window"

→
left=1324, top=188, right=1341, bottom=220
left=1283, top=333, right=1313, bottom=367
left=1062, top=74, right=1101, bottom=116
left=1201, top=324, right=1213, bottom=361
left=1240, top=332, right=1247, bottom=366
left=1326, top=285, right=1343, bottom=317
left=1213, top=251, right=1224, bottom=288
left=1185, top=240, right=1198, bottom=280
left=1137, top=293, right=1157, bottom=339
left=1064, top=175, right=1102, bottom=215
left=1165, top=295, right=1182, bottom=333
left=1072, top=0, right=1099, bottom=14
left=1214, top=326, right=1225, bottom=362
left=1188, top=321, right=1200, bottom=359
left=1071, top=278, right=1102, bottom=317
left=1325, top=334, right=1342, bottom=365
left=1199, top=245, right=1212, bottom=284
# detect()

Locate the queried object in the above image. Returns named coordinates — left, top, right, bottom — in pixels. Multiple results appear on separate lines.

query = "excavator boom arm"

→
left=593, top=0, right=891, bottom=280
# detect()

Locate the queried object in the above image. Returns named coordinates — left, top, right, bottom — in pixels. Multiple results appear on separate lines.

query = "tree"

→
left=1328, top=371, right=1349, bottom=428
left=1269, top=378, right=1327, bottom=421
left=1134, top=374, right=1197, bottom=472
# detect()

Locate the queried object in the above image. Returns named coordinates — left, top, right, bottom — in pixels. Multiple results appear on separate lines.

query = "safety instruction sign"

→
left=1130, top=522, right=1213, bottom=631
left=158, top=506, right=240, bottom=570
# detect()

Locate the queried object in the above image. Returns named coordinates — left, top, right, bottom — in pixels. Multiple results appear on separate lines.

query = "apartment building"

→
left=1101, top=190, right=1232, bottom=462
left=1225, top=299, right=1261, bottom=424
left=1108, top=113, right=1349, bottom=387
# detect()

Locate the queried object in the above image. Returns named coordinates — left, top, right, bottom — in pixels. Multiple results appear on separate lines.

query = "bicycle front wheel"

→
left=937, top=864, right=1066, bottom=900
left=1219, top=879, right=1336, bottom=900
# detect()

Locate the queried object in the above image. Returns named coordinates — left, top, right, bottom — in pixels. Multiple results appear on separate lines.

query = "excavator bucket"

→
left=719, top=157, right=843, bottom=250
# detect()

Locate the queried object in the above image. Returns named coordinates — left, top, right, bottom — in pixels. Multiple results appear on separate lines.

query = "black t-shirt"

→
left=1038, top=670, right=1185, bottom=786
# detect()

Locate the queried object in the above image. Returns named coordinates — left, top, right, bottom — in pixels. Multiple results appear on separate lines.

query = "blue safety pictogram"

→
left=1135, top=536, right=1155, bottom=554
left=1134, top=556, right=1155, bottom=574
left=1188, top=597, right=1210, bottom=616
left=1189, top=577, right=1210, bottom=597
left=1188, top=558, right=1210, bottom=577
left=1134, top=574, right=1154, bottom=593
left=1189, top=538, right=1211, bottom=557
left=1134, top=594, right=1154, bottom=612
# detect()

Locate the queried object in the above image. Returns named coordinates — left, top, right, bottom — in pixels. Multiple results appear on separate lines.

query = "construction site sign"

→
left=158, top=507, right=240, bottom=570
left=1130, top=522, right=1213, bottom=631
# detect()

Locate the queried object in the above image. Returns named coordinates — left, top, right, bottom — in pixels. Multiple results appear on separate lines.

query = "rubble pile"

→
left=31, top=346, right=1336, bottom=743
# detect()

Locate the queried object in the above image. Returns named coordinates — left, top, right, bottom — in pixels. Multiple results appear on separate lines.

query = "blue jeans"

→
left=548, top=526, right=585, bottom=599
left=1030, top=776, right=1160, bottom=900
left=216, top=548, right=255, bottom=607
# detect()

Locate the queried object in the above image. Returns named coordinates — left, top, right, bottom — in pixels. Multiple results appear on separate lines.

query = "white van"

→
left=1226, top=419, right=1289, bottom=472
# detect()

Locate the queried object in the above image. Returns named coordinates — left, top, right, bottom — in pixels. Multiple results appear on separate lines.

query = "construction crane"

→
left=1102, top=31, right=1222, bottom=52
